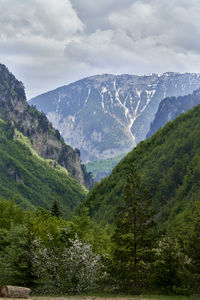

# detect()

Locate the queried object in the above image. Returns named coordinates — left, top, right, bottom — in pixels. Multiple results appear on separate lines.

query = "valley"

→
left=1, top=0, right=200, bottom=298
left=0, top=65, right=200, bottom=297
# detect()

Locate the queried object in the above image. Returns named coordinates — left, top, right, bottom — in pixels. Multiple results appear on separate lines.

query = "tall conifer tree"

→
left=51, top=200, right=62, bottom=218
left=111, top=165, right=157, bottom=292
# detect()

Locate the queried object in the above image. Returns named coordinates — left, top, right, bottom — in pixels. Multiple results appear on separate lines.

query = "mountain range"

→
left=30, top=72, right=200, bottom=162
left=1, top=64, right=200, bottom=295
left=1, top=62, right=200, bottom=232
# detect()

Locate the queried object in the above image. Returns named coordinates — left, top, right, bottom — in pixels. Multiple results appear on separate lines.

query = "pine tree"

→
left=111, top=165, right=157, bottom=292
left=51, top=200, right=62, bottom=218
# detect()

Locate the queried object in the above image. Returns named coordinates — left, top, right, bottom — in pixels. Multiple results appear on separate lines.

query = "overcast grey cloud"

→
left=1, top=0, right=200, bottom=98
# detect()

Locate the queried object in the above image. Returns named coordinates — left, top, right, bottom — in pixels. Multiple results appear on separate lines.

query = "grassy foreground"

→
left=1, top=296, right=199, bottom=300
left=29, top=295, right=200, bottom=300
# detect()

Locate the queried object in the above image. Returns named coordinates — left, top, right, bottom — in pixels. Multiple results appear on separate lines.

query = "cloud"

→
left=0, top=0, right=85, bottom=98
left=1, top=0, right=200, bottom=99
left=65, top=0, right=200, bottom=75
left=108, top=0, right=200, bottom=53
left=71, top=0, right=134, bottom=32
left=0, top=0, right=84, bottom=40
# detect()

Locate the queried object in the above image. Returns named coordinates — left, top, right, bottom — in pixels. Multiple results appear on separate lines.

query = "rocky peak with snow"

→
left=30, top=72, right=200, bottom=162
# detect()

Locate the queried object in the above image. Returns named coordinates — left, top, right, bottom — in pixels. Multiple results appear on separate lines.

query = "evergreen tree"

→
left=111, top=165, right=157, bottom=293
left=51, top=200, right=62, bottom=218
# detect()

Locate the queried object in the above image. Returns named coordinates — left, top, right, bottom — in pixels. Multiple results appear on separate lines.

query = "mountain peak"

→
left=30, top=72, right=200, bottom=162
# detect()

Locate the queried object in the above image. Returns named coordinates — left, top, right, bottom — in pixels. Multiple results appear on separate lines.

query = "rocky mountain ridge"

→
left=0, top=64, right=93, bottom=188
left=147, top=88, right=200, bottom=138
left=30, top=72, right=200, bottom=162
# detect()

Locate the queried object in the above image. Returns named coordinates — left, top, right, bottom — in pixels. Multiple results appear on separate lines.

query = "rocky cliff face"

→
left=0, top=64, right=93, bottom=188
left=30, top=72, right=200, bottom=162
left=146, top=88, right=200, bottom=139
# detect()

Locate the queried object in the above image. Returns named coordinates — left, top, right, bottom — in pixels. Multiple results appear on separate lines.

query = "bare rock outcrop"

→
left=0, top=64, right=93, bottom=188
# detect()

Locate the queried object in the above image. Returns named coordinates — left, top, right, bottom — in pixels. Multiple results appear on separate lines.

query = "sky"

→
left=1, top=0, right=200, bottom=99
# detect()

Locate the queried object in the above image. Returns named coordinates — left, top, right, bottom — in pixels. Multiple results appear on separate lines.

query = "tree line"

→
left=0, top=167, right=199, bottom=295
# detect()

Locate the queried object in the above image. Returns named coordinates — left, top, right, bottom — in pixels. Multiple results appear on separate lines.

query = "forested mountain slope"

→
left=0, top=64, right=91, bottom=215
left=83, top=104, right=200, bottom=226
left=0, top=119, right=86, bottom=216
left=0, top=64, right=93, bottom=188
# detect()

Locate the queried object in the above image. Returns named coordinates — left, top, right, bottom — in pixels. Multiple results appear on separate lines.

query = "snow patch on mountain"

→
left=30, top=72, right=200, bottom=162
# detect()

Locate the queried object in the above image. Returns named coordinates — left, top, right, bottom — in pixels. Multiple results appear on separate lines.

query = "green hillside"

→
left=0, top=119, right=87, bottom=216
left=85, top=153, right=126, bottom=181
left=84, top=104, right=200, bottom=226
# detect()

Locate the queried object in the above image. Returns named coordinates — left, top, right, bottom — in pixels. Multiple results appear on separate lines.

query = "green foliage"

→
left=178, top=201, right=200, bottom=294
left=0, top=199, right=109, bottom=293
left=0, top=198, right=24, bottom=229
left=84, top=104, right=200, bottom=228
left=0, top=121, right=86, bottom=217
left=0, top=224, right=34, bottom=286
left=70, top=207, right=111, bottom=255
left=153, top=235, right=186, bottom=293
left=111, top=166, right=157, bottom=293
left=51, top=200, right=62, bottom=218
left=85, top=153, right=126, bottom=182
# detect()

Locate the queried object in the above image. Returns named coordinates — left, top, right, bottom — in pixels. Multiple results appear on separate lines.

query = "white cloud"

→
left=108, top=0, right=200, bottom=53
left=0, top=0, right=84, bottom=40
left=1, top=0, right=200, bottom=98
left=65, top=0, right=200, bottom=75
left=0, top=0, right=85, bottom=98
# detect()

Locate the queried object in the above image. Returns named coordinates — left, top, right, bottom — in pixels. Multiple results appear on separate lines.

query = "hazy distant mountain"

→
left=30, top=72, right=200, bottom=162
left=147, top=88, right=200, bottom=139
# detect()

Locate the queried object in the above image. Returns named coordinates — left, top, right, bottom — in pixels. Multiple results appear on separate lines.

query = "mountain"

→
left=30, top=72, right=200, bottom=162
left=0, top=64, right=93, bottom=189
left=0, top=119, right=86, bottom=216
left=82, top=104, right=200, bottom=226
left=147, top=88, right=200, bottom=138
left=0, top=63, right=95, bottom=215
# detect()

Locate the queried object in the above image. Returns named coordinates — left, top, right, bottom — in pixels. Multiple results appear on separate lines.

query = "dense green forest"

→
left=0, top=198, right=110, bottom=294
left=1, top=173, right=199, bottom=295
left=84, top=104, right=200, bottom=227
left=0, top=119, right=86, bottom=217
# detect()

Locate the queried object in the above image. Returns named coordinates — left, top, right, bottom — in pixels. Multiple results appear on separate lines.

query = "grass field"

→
left=1, top=295, right=200, bottom=300
left=29, top=295, right=200, bottom=300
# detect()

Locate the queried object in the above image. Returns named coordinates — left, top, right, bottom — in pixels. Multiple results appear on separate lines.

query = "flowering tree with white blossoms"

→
left=59, top=236, right=104, bottom=293
left=31, top=234, right=105, bottom=295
